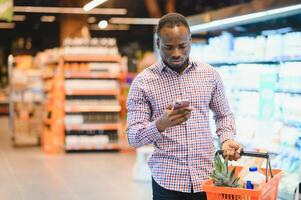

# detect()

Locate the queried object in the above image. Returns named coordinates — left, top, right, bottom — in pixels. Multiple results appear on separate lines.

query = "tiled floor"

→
left=0, top=117, right=152, bottom=200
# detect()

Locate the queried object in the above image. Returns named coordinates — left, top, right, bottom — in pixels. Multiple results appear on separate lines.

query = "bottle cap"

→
left=249, top=166, right=258, bottom=172
left=246, top=180, right=254, bottom=189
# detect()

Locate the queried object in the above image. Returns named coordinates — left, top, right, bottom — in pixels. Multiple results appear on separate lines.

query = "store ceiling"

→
left=1, top=0, right=300, bottom=56
left=0, top=0, right=253, bottom=53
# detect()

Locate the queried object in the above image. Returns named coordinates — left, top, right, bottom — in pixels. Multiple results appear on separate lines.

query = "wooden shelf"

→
left=65, top=105, right=121, bottom=112
left=63, top=55, right=122, bottom=62
left=65, top=89, right=120, bottom=96
left=65, top=123, right=121, bottom=131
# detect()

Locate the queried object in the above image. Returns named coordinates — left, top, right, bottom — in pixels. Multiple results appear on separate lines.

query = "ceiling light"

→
left=13, top=6, right=127, bottom=15
left=98, top=20, right=108, bottom=29
left=88, top=16, right=97, bottom=23
left=13, top=15, right=26, bottom=22
left=109, top=17, right=159, bottom=25
left=0, top=22, right=15, bottom=29
left=190, top=3, right=301, bottom=33
left=41, top=16, right=56, bottom=22
left=83, top=0, right=107, bottom=12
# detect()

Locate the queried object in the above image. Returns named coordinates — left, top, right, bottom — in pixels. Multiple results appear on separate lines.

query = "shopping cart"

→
left=202, top=150, right=283, bottom=200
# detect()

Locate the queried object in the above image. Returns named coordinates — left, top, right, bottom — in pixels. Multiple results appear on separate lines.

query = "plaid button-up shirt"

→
left=126, top=58, right=236, bottom=193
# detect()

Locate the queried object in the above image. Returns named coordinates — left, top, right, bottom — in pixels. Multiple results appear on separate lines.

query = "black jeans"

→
left=152, top=178, right=207, bottom=200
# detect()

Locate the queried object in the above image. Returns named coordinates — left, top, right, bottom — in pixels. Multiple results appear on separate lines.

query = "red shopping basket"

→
left=202, top=151, right=284, bottom=200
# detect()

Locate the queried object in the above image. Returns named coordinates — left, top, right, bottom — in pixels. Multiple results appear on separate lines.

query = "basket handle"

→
left=215, top=150, right=273, bottom=182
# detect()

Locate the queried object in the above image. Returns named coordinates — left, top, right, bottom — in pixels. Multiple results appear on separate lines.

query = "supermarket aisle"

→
left=0, top=117, right=152, bottom=200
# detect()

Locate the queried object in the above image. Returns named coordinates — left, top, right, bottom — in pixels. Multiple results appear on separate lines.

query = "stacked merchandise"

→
left=0, top=62, right=9, bottom=115
left=191, top=30, right=301, bottom=198
left=62, top=37, right=127, bottom=151
left=9, top=55, right=43, bottom=146
left=0, top=88, right=8, bottom=115
left=37, top=49, right=64, bottom=153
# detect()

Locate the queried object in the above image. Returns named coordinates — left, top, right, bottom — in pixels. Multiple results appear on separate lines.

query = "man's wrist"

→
left=156, top=118, right=166, bottom=132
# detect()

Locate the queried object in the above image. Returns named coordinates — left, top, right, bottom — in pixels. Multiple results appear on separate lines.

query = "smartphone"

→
left=172, top=99, right=190, bottom=110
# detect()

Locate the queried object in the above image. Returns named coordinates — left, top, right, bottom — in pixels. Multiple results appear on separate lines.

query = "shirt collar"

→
left=158, top=58, right=196, bottom=73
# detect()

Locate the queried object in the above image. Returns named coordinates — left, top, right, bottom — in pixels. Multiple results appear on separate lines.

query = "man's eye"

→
left=165, top=46, right=173, bottom=50
left=179, top=45, right=187, bottom=49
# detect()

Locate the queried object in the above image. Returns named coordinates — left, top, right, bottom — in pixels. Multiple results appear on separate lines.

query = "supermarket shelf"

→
left=44, top=104, right=52, bottom=112
left=236, top=88, right=301, bottom=95
left=65, top=72, right=121, bottom=79
left=0, top=100, right=9, bottom=104
left=65, top=123, right=121, bottom=131
left=65, top=89, right=120, bottom=96
left=0, top=106, right=9, bottom=114
left=63, top=55, right=122, bottom=62
left=209, top=58, right=301, bottom=66
left=283, top=121, right=301, bottom=128
left=65, top=105, right=121, bottom=112
left=44, top=87, right=52, bottom=93
left=43, top=118, right=51, bottom=125
left=65, top=143, right=121, bottom=152
left=43, top=73, right=55, bottom=79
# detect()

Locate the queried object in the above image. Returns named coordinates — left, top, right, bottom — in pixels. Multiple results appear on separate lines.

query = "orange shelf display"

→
left=65, top=123, right=121, bottom=131
left=43, top=118, right=52, bottom=125
left=65, top=105, right=121, bottom=112
left=65, top=72, right=121, bottom=79
left=65, top=143, right=121, bottom=151
left=40, top=49, right=128, bottom=153
left=63, top=55, right=122, bottom=62
left=65, top=89, right=120, bottom=96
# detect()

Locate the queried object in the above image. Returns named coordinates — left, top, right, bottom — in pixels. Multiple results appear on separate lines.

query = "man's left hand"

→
left=221, top=139, right=243, bottom=161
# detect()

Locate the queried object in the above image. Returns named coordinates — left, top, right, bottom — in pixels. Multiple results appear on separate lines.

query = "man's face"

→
left=157, top=25, right=191, bottom=70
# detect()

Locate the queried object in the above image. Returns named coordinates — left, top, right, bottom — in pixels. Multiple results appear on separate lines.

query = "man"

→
left=126, top=13, right=242, bottom=200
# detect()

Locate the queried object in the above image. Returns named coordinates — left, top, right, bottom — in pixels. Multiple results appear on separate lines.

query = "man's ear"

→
left=156, top=37, right=160, bottom=49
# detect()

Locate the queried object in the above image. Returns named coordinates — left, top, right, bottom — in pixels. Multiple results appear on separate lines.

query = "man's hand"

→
left=221, top=139, right=243, bottom=161
left=156, top=104, right=192, bottom=132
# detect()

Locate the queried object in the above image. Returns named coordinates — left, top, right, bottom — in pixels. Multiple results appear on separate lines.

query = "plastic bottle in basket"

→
left=243, top=166, right=265, bottom=189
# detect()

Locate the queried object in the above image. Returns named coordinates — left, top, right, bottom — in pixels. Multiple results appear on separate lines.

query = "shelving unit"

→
left=8, top=55, right=44, bottom=146
left=36, top=49, right=64, bottom=153
left=62, top=54, right=127, bottom=152
left=190, top=19, right=301, bottom=198
left=39, top=38, right=128, bottom=153
left=0, top=89, right=9, bottom=115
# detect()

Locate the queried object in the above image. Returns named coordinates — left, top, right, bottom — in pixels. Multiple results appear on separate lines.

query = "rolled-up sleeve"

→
left=209, top=70, right=236, bottom=144
left=126, top=76, right=161, bottom=148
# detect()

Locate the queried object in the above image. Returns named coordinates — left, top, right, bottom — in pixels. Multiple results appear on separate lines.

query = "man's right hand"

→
left=156, top=104, right=192, bottom=132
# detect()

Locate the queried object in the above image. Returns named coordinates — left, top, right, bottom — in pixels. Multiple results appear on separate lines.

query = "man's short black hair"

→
left=156, top=13, right=190, bottom=36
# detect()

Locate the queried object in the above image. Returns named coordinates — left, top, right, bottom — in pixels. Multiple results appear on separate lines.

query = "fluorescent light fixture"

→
left=13, top=6, right=127, bottom=15
left=190, top=3, right=301, bottom=33
left=83, top=0, right=107, bottom=12
left=0, top=22, right=15, bottom=29
left=13, top=15, right=26, bottom=21
left=88, top=16, right=97, bottom=23
left=110, top=17, right=159, bottom=25
left=41, top=15, right=56, bottom=22
left=90, top=24, right=129, bottom=31
left=98, top=20, right=108, bottom=29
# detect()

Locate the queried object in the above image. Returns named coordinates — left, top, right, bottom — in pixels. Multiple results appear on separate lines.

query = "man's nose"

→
left=171, top=48, right=181, bottom=58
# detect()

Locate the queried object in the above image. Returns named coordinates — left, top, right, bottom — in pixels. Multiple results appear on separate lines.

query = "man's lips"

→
left=170, top=59, right=183, bottom=63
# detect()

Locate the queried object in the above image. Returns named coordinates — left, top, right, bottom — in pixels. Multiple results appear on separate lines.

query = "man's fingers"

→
left=228, top=142, right=240, bottom=149
left=166, top=104, right=173, bottom=110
